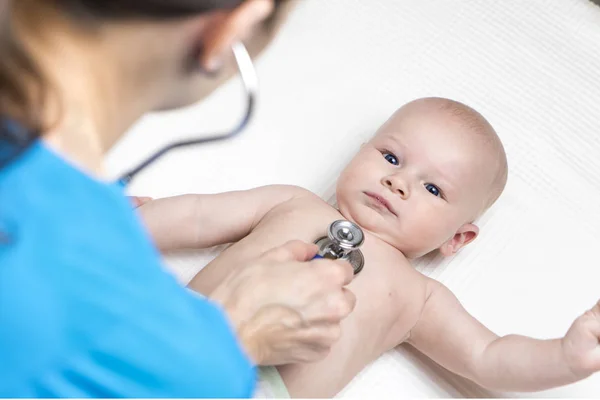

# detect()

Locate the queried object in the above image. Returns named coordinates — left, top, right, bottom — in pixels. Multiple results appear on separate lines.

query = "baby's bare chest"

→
left=215, top=198, right=428, bottom=344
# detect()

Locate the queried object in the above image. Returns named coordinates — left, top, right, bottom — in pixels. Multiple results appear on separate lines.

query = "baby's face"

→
left=336, top=105, right=496, bottom=258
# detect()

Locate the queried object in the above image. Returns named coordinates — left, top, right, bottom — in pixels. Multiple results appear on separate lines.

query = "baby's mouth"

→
left=364, top=192, right=397, bottom=216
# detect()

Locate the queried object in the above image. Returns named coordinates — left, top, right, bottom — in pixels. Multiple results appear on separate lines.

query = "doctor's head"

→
left=0, top=0, right=278, bottom=153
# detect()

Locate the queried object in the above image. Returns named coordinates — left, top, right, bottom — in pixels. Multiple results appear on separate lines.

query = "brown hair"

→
left=0, top=0, right=243, bottom=167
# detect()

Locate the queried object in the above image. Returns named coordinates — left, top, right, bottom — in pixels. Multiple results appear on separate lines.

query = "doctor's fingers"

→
left=299, top=287, right=356, bottom=325
left=309, top=258, right=355, bottom=286
left=285, top=324, right=344, bottom=363
left=260, top=240, right=319, bottom=263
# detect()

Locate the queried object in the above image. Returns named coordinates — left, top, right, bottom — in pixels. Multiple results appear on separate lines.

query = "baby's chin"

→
left=336, top=199, right=438, bottom=257
left=336, top=199, right=384, bottom=232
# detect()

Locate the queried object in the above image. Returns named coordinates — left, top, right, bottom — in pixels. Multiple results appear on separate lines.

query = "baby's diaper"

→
left=254, top=366, right=290, bottom=398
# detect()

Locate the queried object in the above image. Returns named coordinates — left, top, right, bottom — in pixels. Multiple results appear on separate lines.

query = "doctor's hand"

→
left=208, top=240, right=356, bottom=366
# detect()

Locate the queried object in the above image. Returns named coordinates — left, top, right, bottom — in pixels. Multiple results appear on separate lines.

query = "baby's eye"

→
left=382, top=152, right=399, bottom=166
left=425, top=183, right=441, bottom=197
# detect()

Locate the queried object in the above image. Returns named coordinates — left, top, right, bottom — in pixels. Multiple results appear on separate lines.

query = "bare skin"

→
left=141, top=98, right=600, bottom=398
left=188, top=191, right=428, bottom=397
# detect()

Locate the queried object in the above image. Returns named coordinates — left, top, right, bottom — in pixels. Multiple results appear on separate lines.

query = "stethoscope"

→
left=117, top=41, right=258, bottom=185
left=314, top=220, right=365, bottom=275
left=118, top=42, right=365, bottom=274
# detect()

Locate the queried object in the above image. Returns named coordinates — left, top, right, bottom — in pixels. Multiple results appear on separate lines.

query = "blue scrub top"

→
left=0, top=140, right=256, bottom=397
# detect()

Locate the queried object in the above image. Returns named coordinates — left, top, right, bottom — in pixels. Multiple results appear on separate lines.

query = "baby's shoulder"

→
left=263, top=185, right=329, bottom=210
left=256, top=186, right=339, bottom=229
left=257, top=184, right=321, bottom=203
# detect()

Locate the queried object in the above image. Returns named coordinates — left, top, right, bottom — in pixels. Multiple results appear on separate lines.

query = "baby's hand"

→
left=561, top=300, right=600, bottom=379
left=128, top=196, right=153, bottom=208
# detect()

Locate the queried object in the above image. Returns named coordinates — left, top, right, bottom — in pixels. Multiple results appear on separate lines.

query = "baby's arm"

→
left=407, top=280, right=600, bottom=392
left=137, top=185, right=310, bottom=251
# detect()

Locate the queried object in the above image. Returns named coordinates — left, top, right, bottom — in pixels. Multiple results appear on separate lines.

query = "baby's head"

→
left=336, top=97, right=507, bottom=259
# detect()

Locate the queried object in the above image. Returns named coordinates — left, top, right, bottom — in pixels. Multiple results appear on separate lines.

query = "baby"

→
left=139, top=97, right=600, bottom=398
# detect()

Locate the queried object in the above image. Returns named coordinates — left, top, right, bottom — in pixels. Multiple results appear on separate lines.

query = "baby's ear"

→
left=439, top=223, right=479, bottom=257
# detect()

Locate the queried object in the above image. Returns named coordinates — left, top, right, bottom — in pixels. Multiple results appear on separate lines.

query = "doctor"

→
left=0, top=0, right=355, bottom=397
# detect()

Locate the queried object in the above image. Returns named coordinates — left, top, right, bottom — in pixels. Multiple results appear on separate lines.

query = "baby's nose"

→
left=382, top=176, right=409, bottom=199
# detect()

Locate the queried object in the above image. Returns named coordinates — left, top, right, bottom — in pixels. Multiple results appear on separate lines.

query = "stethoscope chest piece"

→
left=314, top=220, right=365, bottom=275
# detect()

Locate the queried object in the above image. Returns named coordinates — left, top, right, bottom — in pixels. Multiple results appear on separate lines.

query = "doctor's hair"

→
left=0, top=0, right=245, bottom=168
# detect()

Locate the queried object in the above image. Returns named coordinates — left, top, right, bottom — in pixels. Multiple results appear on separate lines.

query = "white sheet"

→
left=106, top=0, right=600, bottom=396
